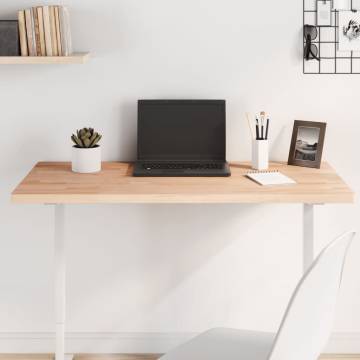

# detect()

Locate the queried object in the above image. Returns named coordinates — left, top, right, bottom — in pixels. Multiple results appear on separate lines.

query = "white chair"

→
left=160, top=232, right=356, bottom=360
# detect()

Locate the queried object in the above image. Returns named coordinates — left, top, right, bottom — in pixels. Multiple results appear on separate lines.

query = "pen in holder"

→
left=246, top=111, right=271, bottom=170
left=252, top=139, right=269, bottom=170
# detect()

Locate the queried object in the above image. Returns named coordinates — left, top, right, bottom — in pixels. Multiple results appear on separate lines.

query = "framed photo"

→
left=288, top=120, right=327, bottom=169
left=339, top=11, right=360, bottom=51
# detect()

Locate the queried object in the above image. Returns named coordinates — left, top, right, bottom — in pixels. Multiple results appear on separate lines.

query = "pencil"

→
left=246, top=112, right=255, bottom=140
left=260, top=111, right=266, bottom=140
left=255, top=117, right=260, bottom=140
left=265, top=118, right=270, bottom=140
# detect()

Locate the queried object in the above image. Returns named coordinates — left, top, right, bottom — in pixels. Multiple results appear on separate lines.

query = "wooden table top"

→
left=11, top=162, right=355, bottom=204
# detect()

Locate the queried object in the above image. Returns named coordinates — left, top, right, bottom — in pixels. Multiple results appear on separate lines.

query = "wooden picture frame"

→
left=288, top=120, right=327, bottom=169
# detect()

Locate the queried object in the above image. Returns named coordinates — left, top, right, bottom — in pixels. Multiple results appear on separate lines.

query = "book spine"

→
left=49, top=6, right=59, bottom=56
left=62, top=6, right=72, bottom=55
left=32, top=7, right=41, bottom=56
left=25, top=9, right=36, bottom=56
left=42, top=6, right=53, bottom=56
left=37, top=7, right=46, bottom=56
left=59, top=7, right=67, bottom=56
left=54, top=6, right=62, bottom=56
left=18, top=10, right=28, bottom=56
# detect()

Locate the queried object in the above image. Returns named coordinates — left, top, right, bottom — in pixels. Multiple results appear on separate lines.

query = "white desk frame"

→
left=52, top=203, right=317, bottom=360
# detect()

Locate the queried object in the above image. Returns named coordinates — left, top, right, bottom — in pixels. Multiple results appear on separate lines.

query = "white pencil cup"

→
left=252, top=140, right=269, bottom=170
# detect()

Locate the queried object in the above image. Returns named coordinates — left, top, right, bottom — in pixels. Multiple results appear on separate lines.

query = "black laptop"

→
left=133, top=100, right=231, bottom=177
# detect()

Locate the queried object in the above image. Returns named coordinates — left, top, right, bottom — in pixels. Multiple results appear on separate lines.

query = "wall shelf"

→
left=0, top=52, right=90, bottom=64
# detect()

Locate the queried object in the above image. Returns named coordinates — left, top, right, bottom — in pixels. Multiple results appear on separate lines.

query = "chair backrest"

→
left=268, top=232, right=355, bottom=360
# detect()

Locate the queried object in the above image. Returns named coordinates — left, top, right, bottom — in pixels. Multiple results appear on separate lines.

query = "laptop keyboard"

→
left=143, top=163, right=223, bottom=170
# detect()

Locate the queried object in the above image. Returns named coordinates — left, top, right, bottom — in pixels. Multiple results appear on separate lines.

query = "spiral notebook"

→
left=246, top=170, right=296, bottom=186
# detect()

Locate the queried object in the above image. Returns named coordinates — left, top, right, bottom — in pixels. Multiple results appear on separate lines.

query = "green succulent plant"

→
left=71, top=128, right=102, bottom=148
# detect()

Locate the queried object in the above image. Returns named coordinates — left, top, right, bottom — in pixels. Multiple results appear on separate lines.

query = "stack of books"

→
left=18, top=6, right=72, bottom=57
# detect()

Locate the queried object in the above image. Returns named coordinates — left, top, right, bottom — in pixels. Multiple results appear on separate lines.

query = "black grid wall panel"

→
left=303, top=0, right=360, bottom=74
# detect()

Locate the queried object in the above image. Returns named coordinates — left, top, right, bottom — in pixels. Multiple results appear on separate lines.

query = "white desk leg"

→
left=54, top=205, right=66, bottom=360
left=303, top=204, right=315, bottom=274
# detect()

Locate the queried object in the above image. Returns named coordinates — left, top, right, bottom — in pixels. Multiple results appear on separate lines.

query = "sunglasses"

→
left=304, top=25, right=320, bottom=61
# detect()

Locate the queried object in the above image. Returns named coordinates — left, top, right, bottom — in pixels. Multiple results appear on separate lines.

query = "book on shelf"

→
left=59, top=7, right=72, bottom=56
left=17, top=4, right=72, bottom=57
left=42, top=6, right=53, bottom=56
left=37, top=7, right=46, bottom=56
left=49, top=5, right=58, bottom=56
left=18, top=11, right=28, bottom=56
left=32, top=7, right=41, bottom=56
left=55, top=6, right=62, bottom=56
left=24, top=9, right=36, bottom=56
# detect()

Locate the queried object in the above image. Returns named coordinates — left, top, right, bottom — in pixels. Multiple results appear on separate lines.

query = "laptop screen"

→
left=137, top=100, right=226, bottom=161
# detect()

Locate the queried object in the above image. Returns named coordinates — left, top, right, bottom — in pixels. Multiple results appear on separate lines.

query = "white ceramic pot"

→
left=72, top=146, right=101, bottom=173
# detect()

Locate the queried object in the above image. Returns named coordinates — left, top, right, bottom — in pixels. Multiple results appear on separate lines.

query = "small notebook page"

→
left=246, top=170, right=296, bottom=186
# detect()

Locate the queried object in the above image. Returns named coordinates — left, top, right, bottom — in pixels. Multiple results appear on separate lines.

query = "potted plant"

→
left=71, top=128, right=102, bottom=173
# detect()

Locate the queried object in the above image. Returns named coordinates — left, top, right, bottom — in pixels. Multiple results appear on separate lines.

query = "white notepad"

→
left=246, top=170, right=296, bottom=186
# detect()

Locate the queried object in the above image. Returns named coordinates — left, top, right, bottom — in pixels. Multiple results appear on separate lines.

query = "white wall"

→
left=0, top=0, right=360, bottom=354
